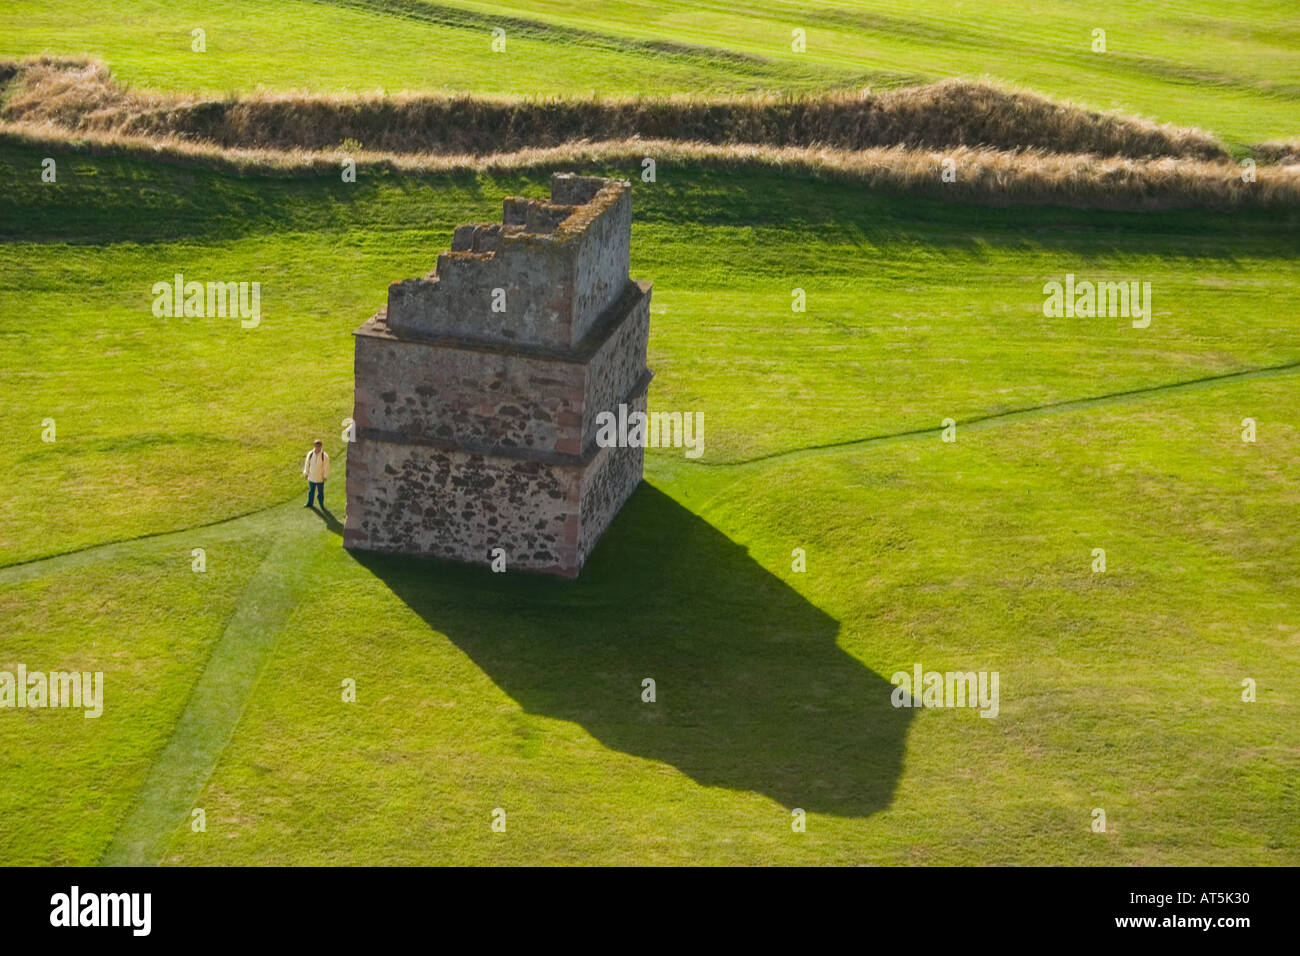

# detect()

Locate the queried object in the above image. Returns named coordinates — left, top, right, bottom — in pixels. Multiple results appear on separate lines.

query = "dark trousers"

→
left=306, top=481, right=325, bottom=507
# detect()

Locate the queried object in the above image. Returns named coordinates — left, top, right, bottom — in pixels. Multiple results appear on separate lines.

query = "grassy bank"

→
left=0, top=143, right=1296, bottom=864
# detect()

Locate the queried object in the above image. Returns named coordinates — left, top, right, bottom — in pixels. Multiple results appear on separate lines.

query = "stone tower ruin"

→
left=343, top=173, right=652, bottom=577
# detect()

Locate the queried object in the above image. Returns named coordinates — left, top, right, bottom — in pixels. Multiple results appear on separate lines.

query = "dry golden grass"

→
left=4, top=56, right=1296, bottom=208
left=1256, top=141, right=1300, bottom=166
left=2, top=56, right=1230, bottom=160
left=5, top=120, right=1298, bottom=210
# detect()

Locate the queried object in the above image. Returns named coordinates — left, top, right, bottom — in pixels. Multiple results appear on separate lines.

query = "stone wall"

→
left=345, top=172, right=652, bottom=577
left=381, top=175, right=633, bottom=351
left=343, top=439, right=581, bottom=573
left=568, top=182, right=633, bottom=344
left=578, top=394, right=647, bottom=564
left=351, top=320, right=586, bottom=457
left=581, top=282, right=651, bottom=451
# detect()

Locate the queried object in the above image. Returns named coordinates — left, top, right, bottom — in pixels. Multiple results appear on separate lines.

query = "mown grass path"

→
left=97, top=502, right=341, bottom=865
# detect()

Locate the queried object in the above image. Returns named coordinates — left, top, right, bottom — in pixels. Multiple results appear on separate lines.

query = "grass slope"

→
left=0, top=141, right=1296, bottom=864
left=0, top=0, right=1296, bottom=143
left=3, top=141, right=1299, bottom=564
left=0, top=519, right=277, bottom=864
left=154, top=374, right=1297, bottom=866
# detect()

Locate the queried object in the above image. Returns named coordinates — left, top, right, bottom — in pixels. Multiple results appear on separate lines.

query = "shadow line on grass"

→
left=8, top=357, right=1294, bottom=576
left=700, top=359, right=1300, bottom=468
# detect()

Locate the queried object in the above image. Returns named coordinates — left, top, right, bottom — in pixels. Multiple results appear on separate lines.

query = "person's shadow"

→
left=312, top=503, right=344, bottom=536
left=351, top=483, right=911, bottom=817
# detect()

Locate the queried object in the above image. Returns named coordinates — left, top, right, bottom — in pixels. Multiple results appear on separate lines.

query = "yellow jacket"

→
left=303, top=449, right=330, bottom=482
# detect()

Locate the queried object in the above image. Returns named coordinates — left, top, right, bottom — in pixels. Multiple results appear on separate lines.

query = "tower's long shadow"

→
left=353, top=484, right=911, bottom=817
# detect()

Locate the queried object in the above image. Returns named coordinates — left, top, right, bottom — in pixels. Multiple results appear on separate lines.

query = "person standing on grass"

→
left=303, top=439, right=330, bottom=508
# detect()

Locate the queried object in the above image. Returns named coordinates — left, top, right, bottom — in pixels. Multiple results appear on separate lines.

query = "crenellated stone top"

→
left=384, top=173, right=633, bottom=351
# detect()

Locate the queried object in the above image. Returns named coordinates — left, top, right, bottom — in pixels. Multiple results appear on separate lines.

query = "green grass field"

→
left=0, top=1, right=1297, bottom=866
left=2, top=0, right=1298, bottom=144
left=2, top=140, right=1296, bottom=864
